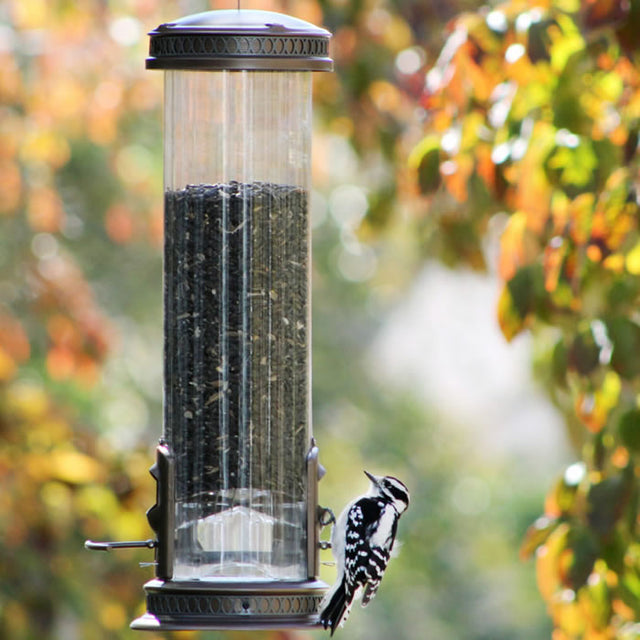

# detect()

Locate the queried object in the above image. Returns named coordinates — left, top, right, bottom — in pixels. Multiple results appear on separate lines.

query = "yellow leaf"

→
left=75, top=485, right=119, bottom=519
left=551, top=191, right=570, bottom=235
left=5, top=383, right=49, bottom=422
left=408, top=135, right=440, bottom=170
left=548, top=14, right=585, bottom=73
left=49, top=449, right=103, bottom=484
left=20, top=129, right=70, bottom=169
left=604, top=253, right=625, bottom=273
left=578, top=567, right=611, bottom=632
left=12, top=0, right=50, bottom=29
left=99, top=601, right=127, bottom=631
left=550, top=590, right=586, bottom=636
left=594, top=70, right=624, bottom=103
left=113, top=509, right=148, bottom=543
left=600, top=371, right=621, bottom=412
left=40, top=481, right=73, bottom=525
left=369, top=80, right=401, bottom=114
left=536, top=523, right=570, bottom=601
left=625, top=241, right=640, bottom=275
left=381, top=15, right=413, bottom=51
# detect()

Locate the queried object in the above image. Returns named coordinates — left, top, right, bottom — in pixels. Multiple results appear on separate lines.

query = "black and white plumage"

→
left=319, top=470, right=410, bottom=635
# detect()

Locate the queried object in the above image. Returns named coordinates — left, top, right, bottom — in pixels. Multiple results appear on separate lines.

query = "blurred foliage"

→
left=0, top=1, right=167, bottom=638
left=0, top=0, right=591, bottom=638
left=413, top=0, right=640, bottom=636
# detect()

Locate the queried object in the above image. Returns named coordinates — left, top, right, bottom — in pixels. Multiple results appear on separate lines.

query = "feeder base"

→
left=130, top=578, right=328, bottom=630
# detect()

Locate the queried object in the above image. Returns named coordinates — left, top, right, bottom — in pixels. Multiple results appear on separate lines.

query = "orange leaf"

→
left=499, top=211, right=534, bottom=280
left=0, top=314, right=30, bottom=363
left=574, top=392, right=607, bottom=434
left=74, top=353, right=99, bottom=387
left=476, top=144, right=496, bottom=193
left=46, top=345, right=76, bottom=381
left=582, top=0, right=630, bottom=29
left=568, top=193, right=596, bottom=246
left=586, top=244, right=602, bottom=262
left=441, top=154, right=473, bottom=203
left=0, top=346, right=17, bottom=381
left=0, top=160, right=22, bottom=215
left=543, top=239, right=567, bottom=293
left=608, top=209, right=635, bottom=250
left=105, top=204, right=135, bottom=244
left=47, top=314, right=80, bottom=348
left=26, top=186, right=65, bottom=233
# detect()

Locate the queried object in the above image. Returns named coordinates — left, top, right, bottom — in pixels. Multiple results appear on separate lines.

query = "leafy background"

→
left=1, top=0, right=639, bottom=638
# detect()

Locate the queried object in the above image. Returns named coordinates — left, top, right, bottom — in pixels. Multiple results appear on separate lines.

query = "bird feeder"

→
left=86, top=9, right=332, bottom=631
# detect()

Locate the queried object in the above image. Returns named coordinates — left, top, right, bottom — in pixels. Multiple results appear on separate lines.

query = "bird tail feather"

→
left=319, top=578, right=350, bottom=636
left=362, top=583, right=377, bottom=606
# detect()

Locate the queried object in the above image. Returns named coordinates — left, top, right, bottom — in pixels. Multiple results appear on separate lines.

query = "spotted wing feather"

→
left=344, top=498, right=398, bottom=607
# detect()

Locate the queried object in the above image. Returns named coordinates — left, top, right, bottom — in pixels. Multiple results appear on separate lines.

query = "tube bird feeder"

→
left=86, top=8, right=332, bottom=631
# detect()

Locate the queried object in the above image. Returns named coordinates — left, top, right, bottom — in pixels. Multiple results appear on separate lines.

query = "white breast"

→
left=369, top=503, right=397, bottom=550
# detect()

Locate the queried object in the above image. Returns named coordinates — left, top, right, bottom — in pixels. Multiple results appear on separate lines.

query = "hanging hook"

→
left=317, top=505, right=335, bottom=550
left=318, top=506, right=335, bottom=528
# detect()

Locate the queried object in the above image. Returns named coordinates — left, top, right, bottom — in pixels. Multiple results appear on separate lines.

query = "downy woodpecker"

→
left=319, top=470, right=410, bottom=635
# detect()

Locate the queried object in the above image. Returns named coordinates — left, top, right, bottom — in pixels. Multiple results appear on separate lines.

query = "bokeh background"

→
left=3, top=0, right=640, bottom=638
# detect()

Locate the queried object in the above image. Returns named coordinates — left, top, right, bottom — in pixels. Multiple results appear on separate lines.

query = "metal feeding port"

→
left=85, top=9, right=333, bottom=631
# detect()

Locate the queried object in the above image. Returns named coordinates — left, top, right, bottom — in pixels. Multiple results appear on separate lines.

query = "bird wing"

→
left=341, top=498, right=399, bottom=609
left=361, top=502, right=398, bottom=607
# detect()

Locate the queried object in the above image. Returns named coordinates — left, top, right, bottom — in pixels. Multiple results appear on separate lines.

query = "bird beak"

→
left=364, top=470, right=380, bottom=486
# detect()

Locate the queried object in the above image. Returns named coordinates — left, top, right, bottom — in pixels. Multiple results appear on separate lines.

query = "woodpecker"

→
left=319, top=470, right=410, bottom=635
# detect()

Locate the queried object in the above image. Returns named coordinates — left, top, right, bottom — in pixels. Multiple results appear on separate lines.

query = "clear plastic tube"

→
left=163, top=70, right=312, bottom=580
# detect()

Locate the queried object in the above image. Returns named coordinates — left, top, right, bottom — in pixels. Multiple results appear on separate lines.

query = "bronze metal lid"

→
left=147, top=9, right=333, bottom=71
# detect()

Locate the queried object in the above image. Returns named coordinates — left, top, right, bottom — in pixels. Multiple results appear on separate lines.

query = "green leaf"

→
left=527, top=16, right=556, bottom=63
left=587, top=468, right=634, bottom=537
left=508, top=264, right=545, bottom=319
left=546, top=139, right=597, bottom=187
left=568, top=326, right=601, bottom=376
left=549, top=13, right=585, bottom=73
left=552, top=339, right=569, bottom=387
left=566, top=525, right=599, bottom=590
left=498, top=284, right=527, bottom=341
left=618, top=409, right=640, bottom=452
left=409, top=135, right=441, bottom=194
left=607, top=317, right=640, bottom=379
left=498, top=264, right=547, bottom=340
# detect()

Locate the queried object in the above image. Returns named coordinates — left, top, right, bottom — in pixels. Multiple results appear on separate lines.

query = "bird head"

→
left=364, top=470, right=410, bottom=513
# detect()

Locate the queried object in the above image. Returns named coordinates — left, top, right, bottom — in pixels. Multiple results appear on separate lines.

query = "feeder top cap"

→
left=146, top=9, right=333, bottom=72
